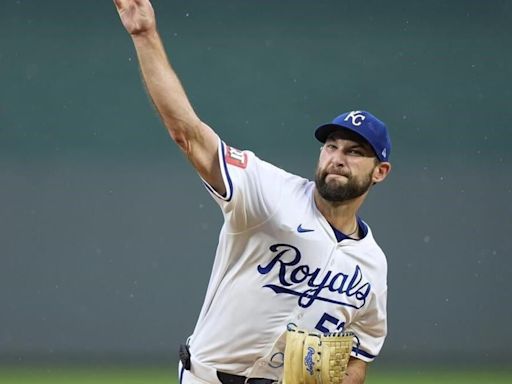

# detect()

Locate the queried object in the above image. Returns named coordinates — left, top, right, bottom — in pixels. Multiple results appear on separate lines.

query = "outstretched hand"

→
left=114, top=0, right=156, bottom=36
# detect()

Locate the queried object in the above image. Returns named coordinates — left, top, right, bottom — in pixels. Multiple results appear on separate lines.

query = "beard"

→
left=315, top=167, right=373, bottom=202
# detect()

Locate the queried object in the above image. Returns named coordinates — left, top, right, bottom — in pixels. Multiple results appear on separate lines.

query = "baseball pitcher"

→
left=114, top=1, right=392, bottom=383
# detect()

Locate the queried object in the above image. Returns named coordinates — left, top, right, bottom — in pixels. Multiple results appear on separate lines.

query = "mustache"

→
left=322, top=168, right=351, bottom=178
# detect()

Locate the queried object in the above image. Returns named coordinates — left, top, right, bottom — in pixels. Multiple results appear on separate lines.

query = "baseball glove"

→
left=282, top=325, right=355, bottom=384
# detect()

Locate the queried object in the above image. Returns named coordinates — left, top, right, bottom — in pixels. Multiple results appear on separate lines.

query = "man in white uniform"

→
left=114, top=1, right=392, bottom=383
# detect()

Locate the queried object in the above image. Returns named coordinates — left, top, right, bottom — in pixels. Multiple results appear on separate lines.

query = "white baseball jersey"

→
left=186, top=139, right=387, bottom=383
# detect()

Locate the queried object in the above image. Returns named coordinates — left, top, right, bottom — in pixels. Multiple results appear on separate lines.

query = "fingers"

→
left=113, top=0, right=124, bottom=10
left=114, top=0, right=138, bottom=11
left=114, top=0, right=151, bottom=11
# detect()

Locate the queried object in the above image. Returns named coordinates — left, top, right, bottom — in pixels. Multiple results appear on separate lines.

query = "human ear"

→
left=372, top=162, right=391, bottom=184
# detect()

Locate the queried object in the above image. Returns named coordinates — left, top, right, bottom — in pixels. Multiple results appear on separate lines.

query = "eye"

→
left=325, top=143, right=337, bottom=151
left=348, top=149, right=364, bottom=156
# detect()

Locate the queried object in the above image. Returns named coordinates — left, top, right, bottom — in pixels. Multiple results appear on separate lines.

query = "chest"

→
left=232, top=197, right=382, bottom=331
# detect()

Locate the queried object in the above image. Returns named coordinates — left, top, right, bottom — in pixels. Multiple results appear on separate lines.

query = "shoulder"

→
left=355, top=223, right=389, bottom=289
left=360, top=223, right=387, bottom=258
left=229, top=146, right=310, bottom=188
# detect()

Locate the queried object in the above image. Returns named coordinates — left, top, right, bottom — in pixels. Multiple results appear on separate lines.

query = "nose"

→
left=330, top=149, right=347, bottom=167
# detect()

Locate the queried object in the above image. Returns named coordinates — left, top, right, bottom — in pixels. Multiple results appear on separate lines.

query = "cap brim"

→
left=315, top=123, right=365, bottom=143
left=314, top=123, right=380, bottom=160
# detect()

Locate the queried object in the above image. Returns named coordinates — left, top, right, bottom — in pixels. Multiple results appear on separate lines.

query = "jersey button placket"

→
left=324, top=244, right=337, bottom=270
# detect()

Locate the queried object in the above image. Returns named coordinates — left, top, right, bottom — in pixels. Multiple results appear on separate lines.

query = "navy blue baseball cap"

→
left=315, top=110, right=392, bottom=162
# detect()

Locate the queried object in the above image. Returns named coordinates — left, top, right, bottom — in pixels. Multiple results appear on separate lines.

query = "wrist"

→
left=131, top=28, right=159, bottom=43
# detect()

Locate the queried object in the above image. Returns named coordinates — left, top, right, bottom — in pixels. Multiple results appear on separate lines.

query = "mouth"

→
left=326, top=168, right=350, bottom=176
left=325, top=173, right=349, bottom=182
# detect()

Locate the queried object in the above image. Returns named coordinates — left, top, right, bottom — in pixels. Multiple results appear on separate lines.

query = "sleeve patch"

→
left=225, top=146, right=248, bottom=169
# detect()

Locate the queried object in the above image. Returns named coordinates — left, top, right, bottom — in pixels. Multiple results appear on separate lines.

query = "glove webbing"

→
left=283, top=327, right=355, bottom=384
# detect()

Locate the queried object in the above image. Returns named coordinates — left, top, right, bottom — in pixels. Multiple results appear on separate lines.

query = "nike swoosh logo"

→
left=297, top=224, right=315, bottom=233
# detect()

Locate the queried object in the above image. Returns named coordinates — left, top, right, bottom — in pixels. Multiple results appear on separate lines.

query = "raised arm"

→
left=114, top=0, right=225, bottom=195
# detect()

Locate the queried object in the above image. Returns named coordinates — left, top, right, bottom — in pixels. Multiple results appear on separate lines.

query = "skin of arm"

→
left=343, top=357, right=368, bottom=384
left=114, top=0, right=225, bottom=195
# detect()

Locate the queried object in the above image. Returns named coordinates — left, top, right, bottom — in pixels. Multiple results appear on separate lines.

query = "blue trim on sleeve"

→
left=220, top=141, right=234, bottom=202
left=179, top=365, right=184, bottom=384
left=352, top=347, right=375, bottom=359
left=202, top=180, right=218, bottom=195
left=201, top=141, right=234, bottom=202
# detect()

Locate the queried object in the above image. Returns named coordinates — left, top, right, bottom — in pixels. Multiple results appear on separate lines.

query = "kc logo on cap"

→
left=314, top=110, right=392, bottom=162
left=344, top=111, right=366, bottom=127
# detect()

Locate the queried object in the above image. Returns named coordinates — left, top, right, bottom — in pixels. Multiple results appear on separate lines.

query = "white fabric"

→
left=187, top=139, right=388, bottom=382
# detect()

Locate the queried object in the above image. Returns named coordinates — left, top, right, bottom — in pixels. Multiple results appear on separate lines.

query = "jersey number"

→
left=315, top=312, right=345, bottom=334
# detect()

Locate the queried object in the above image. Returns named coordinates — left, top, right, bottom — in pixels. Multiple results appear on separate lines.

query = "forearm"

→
left=115, top=0, right=222, bottom=191
left=131, top=30, right=201, bottom=147
left=342, top=358, right=367, bottom=384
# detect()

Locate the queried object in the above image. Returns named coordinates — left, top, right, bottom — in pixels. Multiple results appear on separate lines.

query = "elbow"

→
left=165, top=117, right=202, bottom=154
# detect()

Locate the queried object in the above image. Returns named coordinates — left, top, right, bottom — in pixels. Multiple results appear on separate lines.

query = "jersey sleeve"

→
left=348, top=288, right=387, bottom=362
left=201, top=139, right=289, bottom=232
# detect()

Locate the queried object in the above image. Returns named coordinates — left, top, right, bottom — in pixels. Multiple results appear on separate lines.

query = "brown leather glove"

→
left=283, top=326, right=355, bottom=384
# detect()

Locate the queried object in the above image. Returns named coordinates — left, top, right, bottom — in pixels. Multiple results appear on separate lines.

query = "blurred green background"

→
left=1, top=0, right=511, bottom=382
left=0, top=366, right=511, bottom=384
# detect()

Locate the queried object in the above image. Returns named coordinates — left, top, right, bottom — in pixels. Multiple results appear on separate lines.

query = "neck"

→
left=313, top=189, right=367, bottom=235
